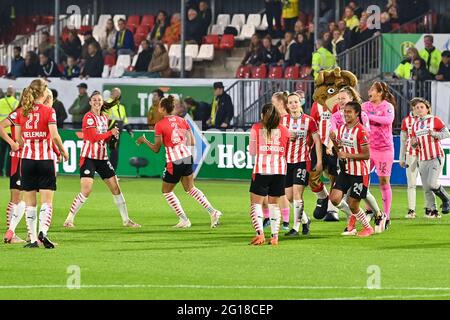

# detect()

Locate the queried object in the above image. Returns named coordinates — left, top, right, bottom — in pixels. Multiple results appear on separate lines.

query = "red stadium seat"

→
left=220, top=34, right=235, bottom=50
left=268, top=66, right=283, bottom=79
left=127, top=25, right=136, bottom=34
left=284, top=65, right=300, bottom=79
left=79, top=26, right=92, bottom=34
left=58, top=63, right=65, bottom=74
left=127, top=15, right=140, bottom=27
left=135, top=25, right=149, bottom=35
left=251, top=64, right=267, bottom=78
left=0, top=65, right=7, bottom=77
left=235, top=65, right=251, bottom=78
left=134, top=33, right=146, bottom=46
left=141, top=15, right=155, bottom=29
left=41, top=15, right=54, bottom=25
left=203, top=35, right=220, bottom=50
left=104, top=54, right=116, bottom=67
left=300, top=66, right=312, bottom=79
left=391, top=23, right=400, bottom=31
left=402, top=23, right=417, bottom=33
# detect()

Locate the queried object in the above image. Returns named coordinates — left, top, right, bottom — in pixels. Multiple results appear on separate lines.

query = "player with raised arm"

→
left=283, top=92, right=322, bottom=237
left=64, top=91, right=140, bottom=228
left=329, top=101, right=374, bottom=237
left=248, top=103, right=290, bottom=245
left=410, top=98, right=450, bottom=218
left=137, top=95, right=222, bottom=228
left=13, top=79, right=68, bottom=248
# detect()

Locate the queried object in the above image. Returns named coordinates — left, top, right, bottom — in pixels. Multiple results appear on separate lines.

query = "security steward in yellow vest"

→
left=0, top=86, right=18, bottom=176
left=419, top=35, right=442, bottom=76
left=106, top=88, right=133, bottom=171
left=312, top=39, right=337, bottom=80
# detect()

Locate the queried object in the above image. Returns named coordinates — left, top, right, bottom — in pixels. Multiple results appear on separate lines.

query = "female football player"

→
left=136, top=95, right=222, bottom=228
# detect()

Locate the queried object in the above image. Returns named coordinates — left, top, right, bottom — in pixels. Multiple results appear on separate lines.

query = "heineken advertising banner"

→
left=55, top=127, right=450, bottom=186
left=382, top=33, right=450, bottom=73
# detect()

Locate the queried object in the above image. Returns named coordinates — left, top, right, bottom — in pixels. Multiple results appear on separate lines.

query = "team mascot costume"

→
left=309, top=67, right=358, bottom=221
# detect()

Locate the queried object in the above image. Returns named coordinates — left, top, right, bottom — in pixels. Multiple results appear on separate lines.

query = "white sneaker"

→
left=123, top=219, right=141, bottom=228
left=210, top=210, right=222, bottom=228
left=174, top=219, right=192, bottom=229
left=374, top=213, right=387, bottom=234
left=10, top=235, right=26, bottom=244
left=63, top=220, right=75, bottom=228
left=341, top=229, right=357, bottom=236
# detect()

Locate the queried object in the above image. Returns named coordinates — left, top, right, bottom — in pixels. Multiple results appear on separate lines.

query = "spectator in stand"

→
left=186, top=8, right=203, bottom=44
left=123, top=39, right=153, bottom=77
left=63, top=56, right=81, bottom=79
left=296, top=33, right=312, bottom=66
left=343, top=7, right=359, bottom=31
left=6, top=46, right=25, bottom=79
left=262, top=35, right=283, bottom=66
left=50, top=89, right=67, bottom=129
left=411, top=57, right=433, bottom=81
left=147, top=43, right=171, bottom=78
left=328, top=21, right=338, bottom=33
left=81, top=30, right=101, bottom=60
left=379, top=12, right=393, bottom=33
left=354, top=16, right=375, bottom=45
left=23, top=51, right=39, bottom=77
left=394, top=47, right=421, bottom=79
left=331, top=30, right=346, bottom=56
left=183, top=96, right=211, bottom=129
left=114, top=18, right=135, bottom=55
left=338, top=20, right=354, bottom=50
left=305, top=23, right=315, bottom=48
left=318, top=0, right=334, bottom=35
left=265, top=0, right=283, bottom=38
left=198, top=1, right=212, bottom=38
left=38, top=31, right=53, bottom=55
left=387, top=5, right=400, bottom=24
left=38, top=52, right=61, bottom=78
left=99, top=18, right=117, bottom=56
left=279, top=31, right=299, bottom=68
left=147, top=89, right=164, bottom=129
left=322, top=32, right=332, bottom=45
left=312, top=39, right=336, bottom=79
left=294, top=20, right=306, bottom=37
left=419, top=35, right=442, bottom=76
left=61, top=30, right=82, bottom=60
left=162, top=13, right=182, bottom=47
left=148, top=10, right=169, bottom=44
left=208, top=82, right=234, bottom=130
left=436, top=51, right=450, bottom=81
left=348, top=1, right=364, bottom=18
left=396, top=0, right=429, bottom=24
left=81, top=43, right=104, bottom=78
left=240, top=34, right=265, bottom=67
left=68, top=83, right=90, bottom=128
left=282, top=0, right=299, bottom=33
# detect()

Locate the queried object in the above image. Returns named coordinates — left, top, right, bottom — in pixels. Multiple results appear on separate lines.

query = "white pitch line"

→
left=2, top=284, right=450, bottom=291
left=323, top=293, right=450, bottom=300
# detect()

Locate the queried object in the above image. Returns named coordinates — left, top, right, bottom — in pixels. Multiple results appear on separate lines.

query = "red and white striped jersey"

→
left=250, top=123, right=290, bottom=175
left=281, top=113, right=318, bottom=163
left=411, top=115, right=445, bottom=161
left=80, top=111, right=110, bottom=160
left=16, top=104, right=56, bottom=161
left=155, top=116, right=192, bottom=163
left=337, top=123, right=370, bottom=176
left=6, top=107, right=22, bottom=158
left=401, top=113, right=418, bottom=156
left=310, top=102, right=332, bottom=146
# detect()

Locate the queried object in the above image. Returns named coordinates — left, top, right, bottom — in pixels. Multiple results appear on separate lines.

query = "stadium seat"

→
left=391, top=23, right=400, bottom=31
left=79, top=25, right=92, bottom=34
left=102, top=65, right=110, bottom=78
left=82, top=14, right=90, bottom=26
left=257, top=14, right=268, bottom=31
left=134, top=33, right=146, bottom=47
left=268, top=66, right=283, bottom=79
left=169, top=55, right=178, bottom=70
left=251, top=64, right=267, bottom=78
left=136, top=25, right=150, bottom=35
left=210, top=24, right=224, bottom=35
left=140, top=15, right=155, bottom=29
left=110, top=65, right=125, bottom=78
left=204, top=35, right=220, bottom=50
left=231, top=14, right=246, bottom=29
left=300, top=66, right=312, bottom=79
left=246, top=14, right=261, bottom=28
left=219, top=34, right=235, bottom=50
left=169, top=44, right=182, bottom=58
left=0, top=65, right=7, bottom=77
left=402, top=22, right=417, bottom=33
left=116, top=55, right=131, bottom=69
left=217, top=14, right=230, bottom=27
left=127, top=15, right=140, bottom=28
left=175, top=56, right=194, bottom=72
left=185, top=44, right=199, bottom=59
left=41, top=15, right=54, bottom=25
left=104, top=54, right=117, bottom=67
left=235, top=65, right=251, bottom=78
left=236, top=24, right=255, bottom=41
left=196, top=44, right=214, bottom=61
left=284, top=65, right=300, bottom=79
left=113, top=15, right=127, bottom=30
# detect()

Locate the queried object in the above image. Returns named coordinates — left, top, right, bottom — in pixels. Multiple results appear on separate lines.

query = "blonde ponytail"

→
left=22, top=79, right=48, bottom=116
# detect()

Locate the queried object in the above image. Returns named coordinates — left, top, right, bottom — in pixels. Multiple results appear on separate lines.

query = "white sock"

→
left=365, top=190, right=381, bottom=214
left=268, top=204, right=281, bottom=238
left=293, top=200, right=303, bottom=232
left=113, top=193, right=129, bottom=223
left=164, top=192, right=189, bottom=222
left=66, top=193, right=87, bottom=223
left=316, top=186, right=329, bottom=199
left=6, top=202, right=16, bottom=229
left=187, top=187, right=216, bottom=215
left=407, top=186, right=416, bottom=211
left=25, top=206, right=38, bottom=243
left=250, top=204, right=264, bottom=235
left=336, top=200, right=352, bottom=218
left=9, top=201, right=26, bottom=232
left=39, top=203, right=53, bottom=235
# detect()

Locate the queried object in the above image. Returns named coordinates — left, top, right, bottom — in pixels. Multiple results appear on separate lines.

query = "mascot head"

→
left=312, top=67, right=358, bottom=110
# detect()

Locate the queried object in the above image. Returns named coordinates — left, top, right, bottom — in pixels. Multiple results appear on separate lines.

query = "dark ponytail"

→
left=261, top=103, right=280, bottom=138
left=160, top=95, right=175, bottom=114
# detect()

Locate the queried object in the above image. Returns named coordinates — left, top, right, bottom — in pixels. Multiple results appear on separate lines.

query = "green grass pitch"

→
left=1, top=176, right=450, bottom=300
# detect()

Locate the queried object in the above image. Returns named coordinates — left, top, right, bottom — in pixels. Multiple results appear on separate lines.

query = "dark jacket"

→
left=81, top=37, right=101, bottom=59
left=82, top=51, right=104, bottom=77
left=7, top=56, right=25, bottom=78
left=52, top=99, right=68, bottom=128
left=437, top=61, right=450, bottom=81
left=284, top=41, right=300, bottom=67
left=380, top=22, right=392, bottom=33
left=62, top=36, right=82, bottom=60
left=296, top=42, right=312, bottom=66
left=135, top=48, right=153, bottom=72
left=412, top=65, right=434, bottom=81
left=186, top=17, right=202, bottom=44
left=213, top=93, right=234, bottom=128
left=23, top=62, right=39, bottom=77
left=63, top=65, right=81, bottom=79
left=263, top=46, right=283, bottom=65
left=199, top=8, right=212, bottom=37
left=342, top=28, right=354, bottom=49
left=114, top=29, right=135, bottom=51
left=241, top=46, right=265, bottom=66
left=38, top=59, right=62, bottom=77
left=149, top=23, right=167, bottom=42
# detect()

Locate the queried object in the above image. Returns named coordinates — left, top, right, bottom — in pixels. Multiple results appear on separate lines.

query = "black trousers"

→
left=109, top=136, right=120, bottom=171
left=0, top=137, right=11, bottom=176
left=266, top=1, right=282, bottom=36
